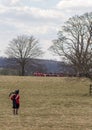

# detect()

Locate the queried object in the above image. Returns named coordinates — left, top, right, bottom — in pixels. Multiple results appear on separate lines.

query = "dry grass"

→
left=0, top=76, right=92, bottom=130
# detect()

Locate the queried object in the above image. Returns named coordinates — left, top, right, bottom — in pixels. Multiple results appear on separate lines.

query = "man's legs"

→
left=15, top=109, right=18, bottom=115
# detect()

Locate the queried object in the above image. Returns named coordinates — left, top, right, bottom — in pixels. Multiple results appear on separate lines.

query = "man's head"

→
left=15, top=89, right=19, bottom=94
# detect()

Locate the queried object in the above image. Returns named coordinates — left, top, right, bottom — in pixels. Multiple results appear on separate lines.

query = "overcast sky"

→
left=0, top=0, right=92, bottom=60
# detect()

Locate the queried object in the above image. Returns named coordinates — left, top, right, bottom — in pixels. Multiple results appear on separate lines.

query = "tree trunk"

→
left=21, top=64, right=25, bottom=76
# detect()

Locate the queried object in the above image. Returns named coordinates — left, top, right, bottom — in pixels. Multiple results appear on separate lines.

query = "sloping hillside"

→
left=0, top=57, right=75, bottom=74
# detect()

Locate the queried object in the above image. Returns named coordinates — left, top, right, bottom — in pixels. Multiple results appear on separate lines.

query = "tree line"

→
left=5, top=12, right=92, bottom=77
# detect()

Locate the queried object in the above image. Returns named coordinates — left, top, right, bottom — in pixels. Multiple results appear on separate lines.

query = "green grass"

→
left=0, top=76, right=92, bottom=130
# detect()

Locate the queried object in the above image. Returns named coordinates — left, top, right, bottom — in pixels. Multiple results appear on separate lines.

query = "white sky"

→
left=0, top=0, right=92, bottom=60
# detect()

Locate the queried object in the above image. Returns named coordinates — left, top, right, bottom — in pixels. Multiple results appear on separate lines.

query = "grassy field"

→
left=0, top=76, right=92, bottom=130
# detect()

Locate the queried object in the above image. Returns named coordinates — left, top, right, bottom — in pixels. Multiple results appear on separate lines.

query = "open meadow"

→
left=0, top=76, right=92, bottom=130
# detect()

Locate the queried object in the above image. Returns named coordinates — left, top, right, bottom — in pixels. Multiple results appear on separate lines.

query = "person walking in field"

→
left=9, top=89, right=20, bottom=115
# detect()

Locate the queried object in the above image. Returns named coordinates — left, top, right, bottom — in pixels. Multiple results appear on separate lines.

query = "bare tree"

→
left=6, top=35, right=43, bottom=76
left=50, top=12, right=92, bottom=76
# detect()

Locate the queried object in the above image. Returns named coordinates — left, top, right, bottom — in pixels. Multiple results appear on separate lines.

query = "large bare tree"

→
left=50, top=12, right=92, bottom=76
left=6, top=35, right=43, bottom=76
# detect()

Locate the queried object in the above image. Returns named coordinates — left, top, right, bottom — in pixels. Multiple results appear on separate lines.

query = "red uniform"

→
left=11, top=94, right=20, bottom=109
left=15, top=94, right=20, bottom=104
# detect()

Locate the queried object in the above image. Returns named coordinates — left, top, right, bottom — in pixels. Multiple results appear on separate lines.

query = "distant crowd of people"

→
left=33, top=72, right=76, bottom=77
